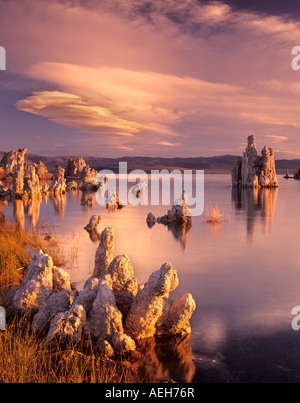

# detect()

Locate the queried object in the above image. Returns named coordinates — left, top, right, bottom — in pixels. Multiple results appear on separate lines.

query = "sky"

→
left=1, top=0, right=300, bottom=158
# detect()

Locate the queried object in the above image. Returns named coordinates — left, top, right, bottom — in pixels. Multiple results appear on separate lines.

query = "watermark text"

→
left=96, top=162, right=204, bottom=216
left=0, top=46, right=6, bottom=70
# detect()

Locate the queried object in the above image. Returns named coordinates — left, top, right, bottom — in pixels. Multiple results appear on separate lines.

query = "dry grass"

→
left=204, top=202, right=230, bottom=224
left=0, top=221, right=65, bottom=289
left=0, top=314, right=139, bottom=383
left=0, top=222, right=142, bottom=384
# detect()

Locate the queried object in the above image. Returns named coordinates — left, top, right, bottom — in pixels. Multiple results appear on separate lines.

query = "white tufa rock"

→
left=11, top=250, right=53, bottom=313
left=73, top=276, right=100, bottom=316
left=88, top=276, right=123, bottom=340
left=12, top=148, right=27, bottom=197
left=156, top=191, right=192, bottom=224
left=45, top=304, right=86, bottom=344
left=8, top=228, right=196, bottom=355
left=232, top=135, right=278, bottom=188
left=50, top=165, right=66, bottom=194
left=161, top=293, right=196, bottom=336
left=125, top=263, right=179, bottom=339
left=93, top=227, right=115, bottom=278
left=10, top=250, right=75, bottom=333
left=107, top=254, right=138, bottom=317
left=31, top=290, right=74, bottom=332
left=88, top=275, right=136, bottom=353
left=52, top=266, right=72, bottom=291
left=24, top=165, right=41, bottom=199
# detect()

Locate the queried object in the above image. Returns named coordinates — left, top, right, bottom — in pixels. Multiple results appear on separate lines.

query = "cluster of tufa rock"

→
left=0, top=148, right=62, bottom=199
left=65, top=157, right=100, bottom=190
left=232, top=135, right=278, bottom=188
left=0, top=149, right=105, bottom=200
left=8, top=227, right=196, bottom=356
left=147, top=191, right=192, bottom=226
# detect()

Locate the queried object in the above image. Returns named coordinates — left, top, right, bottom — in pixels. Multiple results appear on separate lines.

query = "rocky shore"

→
left=8, top=227, right=196, bottom=358
left=0, top=149, right=103, bottom=200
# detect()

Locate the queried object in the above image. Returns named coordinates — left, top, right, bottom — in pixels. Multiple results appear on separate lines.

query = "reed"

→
left=0, top=314, right=139, bottom=383
left=0, top=222, right=142, bottom=383
left=204, top=202, right=230, bottom=224
left=0, top=221, right=65, bottom=289
left=0, top=222, right=29, bottom=289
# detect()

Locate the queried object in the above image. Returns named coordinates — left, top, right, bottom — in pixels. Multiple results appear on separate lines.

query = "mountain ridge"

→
left=0, top=152, right=298, bottom=174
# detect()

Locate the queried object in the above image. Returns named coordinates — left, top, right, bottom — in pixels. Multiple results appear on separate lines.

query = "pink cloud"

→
left=1, top=0, right=300, bottom=156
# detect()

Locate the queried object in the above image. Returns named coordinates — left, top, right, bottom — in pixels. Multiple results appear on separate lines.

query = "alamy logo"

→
left=0, top=46, right=6, bottom=70
left=0, top=306, right=5, bottom=330
left=96, top=162, right=204, bottom=216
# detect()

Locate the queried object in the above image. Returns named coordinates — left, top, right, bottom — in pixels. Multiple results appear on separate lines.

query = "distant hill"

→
left=26, top=154, right=240, bottom=173
left=0, top=151, right=299, bottom=174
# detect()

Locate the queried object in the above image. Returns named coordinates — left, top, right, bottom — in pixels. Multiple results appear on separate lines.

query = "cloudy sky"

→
left=0, top=0, right=300, bottom=158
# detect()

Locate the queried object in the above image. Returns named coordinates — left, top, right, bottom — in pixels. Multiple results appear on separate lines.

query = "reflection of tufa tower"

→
left=232, top=135, right=278, bottom=188
left=231, top=186, right=278, bottom=243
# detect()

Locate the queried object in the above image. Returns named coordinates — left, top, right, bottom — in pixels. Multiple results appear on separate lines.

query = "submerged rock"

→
left=146, top=212, right=156, bottom=226
left=232, top=135, right=278, bottom=188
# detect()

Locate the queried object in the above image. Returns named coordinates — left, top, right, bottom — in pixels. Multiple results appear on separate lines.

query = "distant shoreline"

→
left=0, top=151, right=298, bottom=175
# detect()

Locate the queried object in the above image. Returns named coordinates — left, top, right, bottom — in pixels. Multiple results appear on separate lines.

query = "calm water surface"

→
left=2, top=173, right=300, bottom=383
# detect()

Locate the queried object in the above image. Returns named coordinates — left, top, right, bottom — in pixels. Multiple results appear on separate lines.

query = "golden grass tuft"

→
left=0, top=221, right=66, bottom=289
left=204, top=202, right=230, bottom=224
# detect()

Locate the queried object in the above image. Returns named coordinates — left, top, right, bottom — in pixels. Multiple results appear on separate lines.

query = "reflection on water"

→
left=12, top=194, right=67, bottom=229
left=25, top=198, right=41, bottom=228
left=50, top=193, right=66, bottom=217
left=134, top=335, right=195, bottom=383
left=2, top=175, right=300, bottom=382
left=231, top=186, right=278, bottom=242
left=84, top=228, right=101, bottom=243
left=13, top=199, right=24, bottom=229
left=147, top=220, right=192, bottom=249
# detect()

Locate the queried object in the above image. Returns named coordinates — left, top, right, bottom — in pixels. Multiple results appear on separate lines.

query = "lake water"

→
left=2, top=173, right=300, bottom=383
